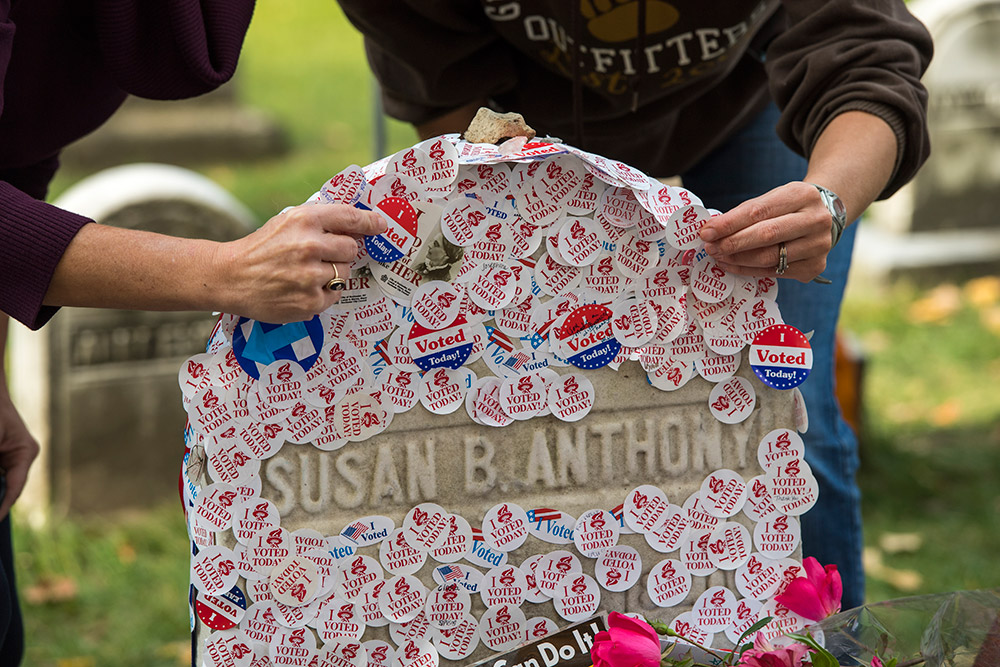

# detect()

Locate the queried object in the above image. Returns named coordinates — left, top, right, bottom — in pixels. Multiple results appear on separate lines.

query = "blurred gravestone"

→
left=60, top=80, right=287, bottom=170
left=856, top=0, right=1000, bottom=284
left=9, top=164, right=255, bottom=523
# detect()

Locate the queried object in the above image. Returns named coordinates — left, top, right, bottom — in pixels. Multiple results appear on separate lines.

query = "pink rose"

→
left=738, top=642, right=809, bottom=667
left=774, top=556, right=843, bottom=622
left=591, top=612, right=661, bottom=667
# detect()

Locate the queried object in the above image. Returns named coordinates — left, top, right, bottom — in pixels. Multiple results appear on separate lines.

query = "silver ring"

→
left=776, top=243, right=788, bottom=276
left=325, top=263, right=346, bottom=291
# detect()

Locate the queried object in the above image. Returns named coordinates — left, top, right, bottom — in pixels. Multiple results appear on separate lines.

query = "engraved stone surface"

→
left=192, top=352, right=796, bottom=665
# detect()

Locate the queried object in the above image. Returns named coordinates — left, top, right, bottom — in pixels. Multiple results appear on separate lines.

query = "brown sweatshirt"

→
left=338, top=0, right=932, bottom=199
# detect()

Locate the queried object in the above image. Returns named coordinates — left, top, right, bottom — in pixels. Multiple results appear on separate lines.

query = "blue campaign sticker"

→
left=231, top=316, right=324, bottom=380
left=750, top=324, right=813, bottom=390
left=364, top=196, right=419, bottom=263
left=555, top=304, right=621, bottom=370
left=407, top=315, right=473, bottom=371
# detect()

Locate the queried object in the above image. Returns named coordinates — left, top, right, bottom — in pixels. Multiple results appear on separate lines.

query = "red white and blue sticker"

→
left=555, top=304, right=620, bottom=370
left=196, top=585, right=248, bottom=631
left=750, top=324, right=812, bottom=390
left=365, top=197, right=419, bottom=263
left=232, top=316, right=324, bottom=380
left=408, top=315, right=474, bottom=371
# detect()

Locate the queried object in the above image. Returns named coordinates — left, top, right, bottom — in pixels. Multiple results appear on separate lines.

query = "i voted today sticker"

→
left=365, top=197, right=419, bottom=263
left=750, top=324, right=812, bottom=390
left=408, top=315, right=473, bottom=371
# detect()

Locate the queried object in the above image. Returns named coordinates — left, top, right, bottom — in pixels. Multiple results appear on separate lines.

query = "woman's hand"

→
left=215, top=203, right=386, bottom=323
left=698, top=181, right=834, bottom=283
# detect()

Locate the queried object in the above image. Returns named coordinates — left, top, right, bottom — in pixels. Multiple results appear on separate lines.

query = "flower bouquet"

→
left=592, top=557, right=1000, bottom=667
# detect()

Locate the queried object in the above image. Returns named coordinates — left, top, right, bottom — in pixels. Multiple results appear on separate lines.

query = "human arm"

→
left=0, top=315, right=39, bottom=518
left=699, top=110, right=897, bottom=281
left=40, top=203, right=386, bottom=324
left=698, top=0, right=932, bottom=282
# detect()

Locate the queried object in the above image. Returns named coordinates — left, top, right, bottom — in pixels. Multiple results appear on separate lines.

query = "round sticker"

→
left=378, top=574, right=427, bottom=624
left=548, top=373, right=595, bottom=422
left=692, top=586, right=737, bottom=633
left=753, top=515, right=801, bottom=559
left=192, top=545, right=240, bottom=596
left=664, top=205, right=710, bottom=250
left=765, top=458, right=819, bottom=516
left=419, top=367, right=474, bottom=415
left=441, top=196, right=489, bottom=247
left=379, top=529, right=428, bottom=576
left=430, top=514, right=473, bottom=564
left=478, top=604, right=527, bottom=652
left=557, top=217, right=603, bottom=266
left=699, top=469, right=749, bottom=518
left=402, top=503, right=451, bottom=552
left=554, top=573, right=601, bottom=621
left=520, top=555, right=549, bottom=603
left=594, top=545, right=642, bottom=592
left=335, top=555, right=384, bottom=602
left=203, top=628, right=254, bottom=667
left=706, top=522, right=753, bottom=571
left=482, top=502, right=531, bottom=552
left=231, top=316, right=324, bottom=381
left=314, top=597, right=365, bottom=642
left=736, top=553, right=783, bottom=601
left=363, top=640, right=394, bottom=667
left=757, top=428, right=806, bottom=473
left=498, top=374, right=547, bottom=421
left=408, top=315, right=473, bottom=371
left=691, top=257, right=734, bottom=304
left=534, top=551, right=582, bottom=598
left=612, top=299, right=658, bottom=347
left=573, top=509, right=620, bottom=558
left=623, top=485, right=670, bottom=533
left=424, top=582, right=471, bottom=629
left=196, top=586, right=247, bottom=631
left=644, top=504, right=691, bottom=553
left=708, top=376, right=756, bottom=424
left=750, top=324, right=813, bottom=389
left=365, top=197, right=419, bottom=263
left=316, top=642, right=366, bottom=667
left=433, top=613, right=481, bottom=661
left=671, top=610, right=715, bottom=648
left=646, top=559, right=691, bottom=608
left=270, top=555, right=320, bottom=607
left=680, top=529, right=718, bottom=577
left=480, top=565, right=528, bottom=609
left=411, top=281, right=463, bottom=331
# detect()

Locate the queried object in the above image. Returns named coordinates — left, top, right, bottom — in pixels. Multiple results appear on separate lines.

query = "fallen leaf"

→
left=117, top=542, right=137, bottom=565
left=931, top=399, right=962, bottom=427
left=157, top=640, right=191, bottom=666
left=56, top=658, right=95, bottom=667
left=907, top=284, right=961, bottom=324
left=981, top=306, right=1000, bottom=337
left=863, top=547, right=924, bottom=592
left=878, top=532, right=924, bottom=554
left=964, top=276, right=1000, bottom=308
left=25, top=575, right=78, bottom=605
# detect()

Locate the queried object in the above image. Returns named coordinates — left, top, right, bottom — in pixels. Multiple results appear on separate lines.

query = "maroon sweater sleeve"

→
left=1, top=0, right=255, bottom=330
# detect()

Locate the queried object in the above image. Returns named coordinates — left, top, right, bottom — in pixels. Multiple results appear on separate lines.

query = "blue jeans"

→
left=681, top=103, right=865, bottom=610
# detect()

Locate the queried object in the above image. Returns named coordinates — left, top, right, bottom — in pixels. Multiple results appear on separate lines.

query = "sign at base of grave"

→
left=467, top=617, right=607, bottom=667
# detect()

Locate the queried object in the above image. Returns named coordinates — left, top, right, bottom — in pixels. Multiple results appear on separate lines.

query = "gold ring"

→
left=775, top=243, right=788, bottom=276
left=325, top=262, right=347, bottom=291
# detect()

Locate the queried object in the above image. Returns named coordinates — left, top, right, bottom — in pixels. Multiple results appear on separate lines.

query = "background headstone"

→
left=10, top=164, right=255, bottom=524
left=856, top=0, right=1000, bottom=284
left=59, top=80, right=287, bottom=170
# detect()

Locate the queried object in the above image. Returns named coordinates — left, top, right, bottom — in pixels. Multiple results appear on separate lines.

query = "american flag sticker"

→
left=528, top=508, right=561, bottom=523
left=341, top=521, right=369, bottom=543
left=436, top=565, right=463, bottom=581
left=488, top=329, right=515, bottom=352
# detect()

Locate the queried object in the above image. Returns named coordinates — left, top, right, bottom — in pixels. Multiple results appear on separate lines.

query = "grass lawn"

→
left=16, top=1, right=1000, bottom=665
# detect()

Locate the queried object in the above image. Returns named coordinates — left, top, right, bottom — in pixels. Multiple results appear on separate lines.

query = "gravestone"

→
left=857, top=0, right=1000, bottom=284
left=60, top=80, right=287, bottom=170
left=182, top=137, right=814, bottom=666
left=10, top=164, right=255, bottom=523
